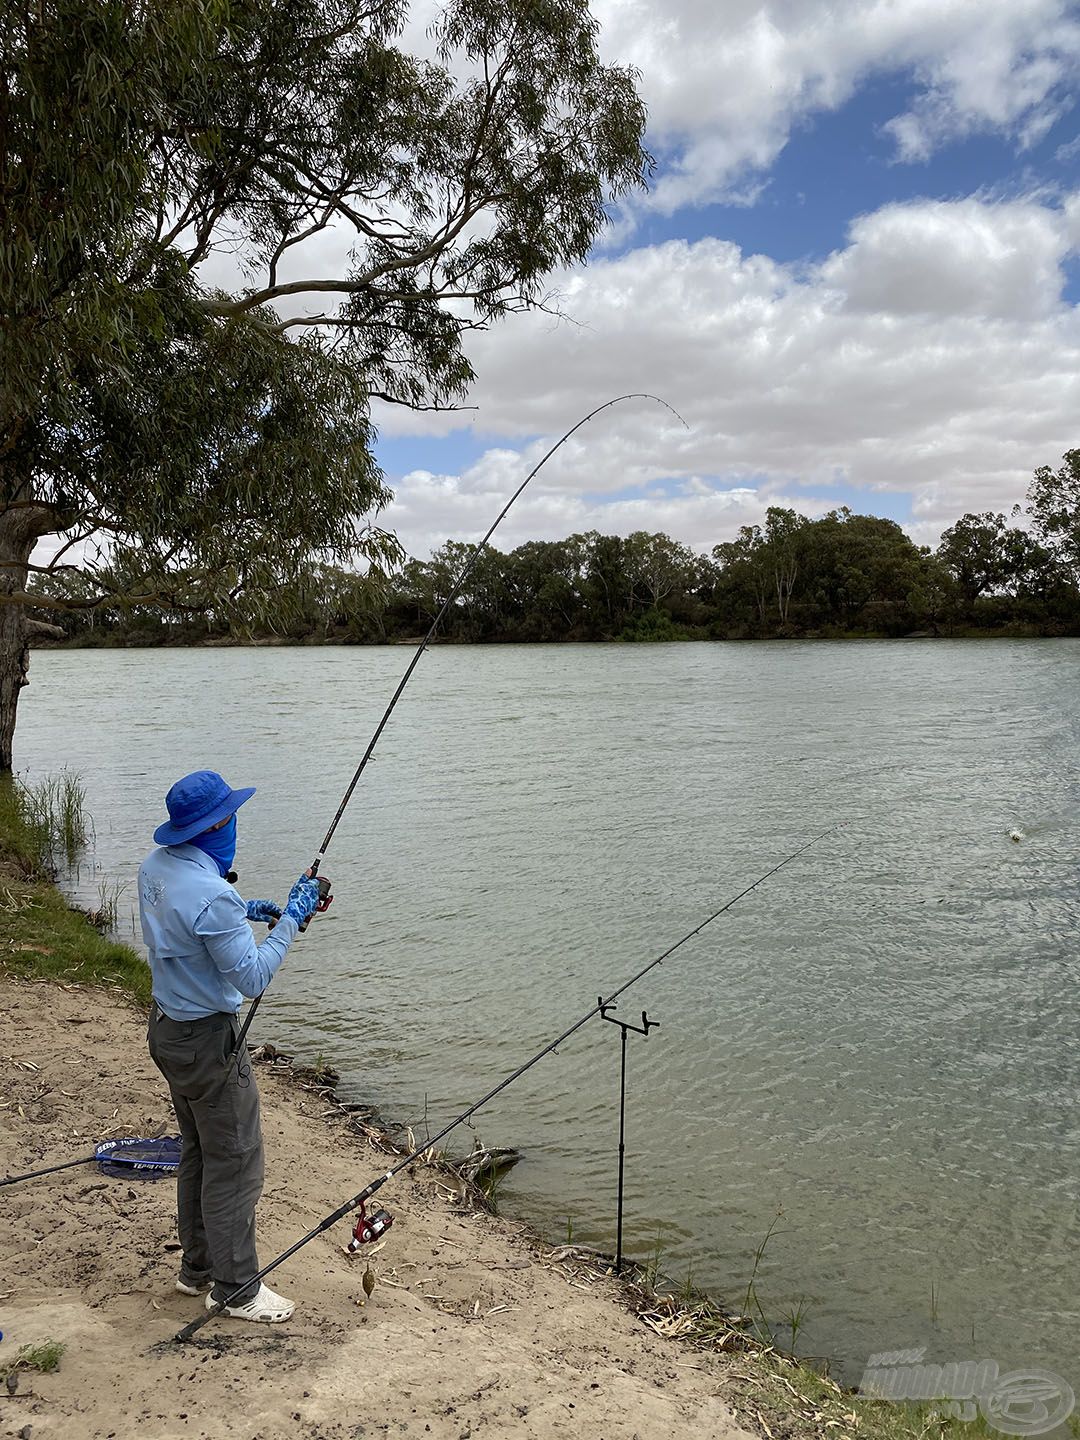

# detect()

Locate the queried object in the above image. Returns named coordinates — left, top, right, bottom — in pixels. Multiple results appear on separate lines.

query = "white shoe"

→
left=207, top=1282, right=295, bottom=1323
left=176, top=1277, right=213, bottom=1297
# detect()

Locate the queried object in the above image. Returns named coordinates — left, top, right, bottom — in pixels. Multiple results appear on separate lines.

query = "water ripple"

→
left=18, top=638, right=1080, bottom=1388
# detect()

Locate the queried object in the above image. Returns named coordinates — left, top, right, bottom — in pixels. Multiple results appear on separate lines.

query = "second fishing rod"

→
left=175, top=820, right=840, bottom=1342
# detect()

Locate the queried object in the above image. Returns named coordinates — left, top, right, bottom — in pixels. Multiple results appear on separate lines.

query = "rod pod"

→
left=599, top=999, right=659, bottom=1273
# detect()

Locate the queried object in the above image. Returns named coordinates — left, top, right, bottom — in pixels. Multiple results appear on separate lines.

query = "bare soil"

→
left=0, top=976, right=762, bottom=1440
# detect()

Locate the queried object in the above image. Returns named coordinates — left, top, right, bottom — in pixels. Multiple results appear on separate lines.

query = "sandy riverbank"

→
left=0, top=975, right=774, bottom=1440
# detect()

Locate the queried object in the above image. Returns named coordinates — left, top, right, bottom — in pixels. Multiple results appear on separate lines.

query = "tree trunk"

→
left=754, top=573, right=769, bottom=633
left=0, top=503, right=64, bottom=772
left=776, top=559, right=797, bottom=628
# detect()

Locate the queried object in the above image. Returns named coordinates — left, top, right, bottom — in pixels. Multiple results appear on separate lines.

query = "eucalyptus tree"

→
left=1027, top=450, right=1080, bottom=580
left=621, top=530, right=697, bottom=613
left=936, top=512, right=1013, bottom=607
left=803, top=509, right=923, bottom=631
left=0, top=0, right=648, bottom=767
left=712, top=526, right=770, bottom=633
left=762, top=507, right=807, bottom=630
left=505, top=537, right=587, bottom=637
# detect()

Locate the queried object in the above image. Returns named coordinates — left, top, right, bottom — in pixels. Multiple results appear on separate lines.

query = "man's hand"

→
left=246, top=898, right=283, bottom=925
left=283, top=874, right=321, bottom=928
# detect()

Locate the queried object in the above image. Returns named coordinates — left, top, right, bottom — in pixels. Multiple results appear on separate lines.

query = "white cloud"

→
left=375, top=193, right=1080, bottom=555
left=882, top=10, right=1080, bottom=160
left=820, top=196, right=1075, bottom=319
left=590, top=0, right=1080, bottom=211
left=382, top=466, right=834, bottom=560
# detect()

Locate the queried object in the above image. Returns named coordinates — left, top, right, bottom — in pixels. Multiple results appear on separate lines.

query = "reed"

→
left=86, top=875, right=127, bottom=934
left=18, top=769, right=91, bottom=868
left=742, top=1207, right=786, bottom=1348
left=639, top=1222, right=668, bottom=1291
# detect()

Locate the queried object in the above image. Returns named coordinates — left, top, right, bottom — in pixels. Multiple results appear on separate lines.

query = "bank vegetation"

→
left=32, top=451, right=1080, bottom=647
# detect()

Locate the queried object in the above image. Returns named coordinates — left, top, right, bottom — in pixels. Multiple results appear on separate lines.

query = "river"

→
left=17, top=639, right=1080, bottom=1391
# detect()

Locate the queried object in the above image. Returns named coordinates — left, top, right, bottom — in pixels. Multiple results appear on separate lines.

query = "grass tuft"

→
left=2, top=1338, right=66, bottom=1379
left=742, top=1207, right=786, bottom=1347
left=639, top=1222, right=668, bottom=1291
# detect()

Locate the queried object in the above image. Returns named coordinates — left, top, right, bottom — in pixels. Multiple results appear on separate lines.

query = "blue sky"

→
left=370, top=0, right=1080, bottom=559
left=641, top=80, right=1079, bottom=266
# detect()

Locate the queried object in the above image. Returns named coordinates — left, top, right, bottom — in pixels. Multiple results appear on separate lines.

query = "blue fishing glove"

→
left=283, top=874, right=321, bottom=927
left=246, top=898, right=282, bottom=925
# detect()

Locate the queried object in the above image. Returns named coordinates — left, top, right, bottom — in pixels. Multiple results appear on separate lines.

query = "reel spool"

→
left=346, top=1200, right=393, bottom=1252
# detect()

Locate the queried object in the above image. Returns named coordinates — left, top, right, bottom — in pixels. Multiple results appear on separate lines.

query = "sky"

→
left=365, top=0, right=1080, bottom=560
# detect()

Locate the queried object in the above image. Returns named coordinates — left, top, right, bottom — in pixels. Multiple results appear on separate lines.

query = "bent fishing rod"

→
left=5, top=399, right=682, bottom=1191
left=176, top=820, right=840, bottom=1342
left=231, top=393, right=684, bottom=1061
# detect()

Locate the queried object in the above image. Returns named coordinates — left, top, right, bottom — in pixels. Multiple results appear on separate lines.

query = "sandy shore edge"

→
left=0, top=974, right=796, bottom=1440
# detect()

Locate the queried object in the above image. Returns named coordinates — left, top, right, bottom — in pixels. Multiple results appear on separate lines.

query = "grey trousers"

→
left=147, top=1008, right=264, bottom=1305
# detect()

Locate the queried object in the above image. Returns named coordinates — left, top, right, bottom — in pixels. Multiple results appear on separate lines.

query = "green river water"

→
left=19, top=639, right=1080, bottom=1391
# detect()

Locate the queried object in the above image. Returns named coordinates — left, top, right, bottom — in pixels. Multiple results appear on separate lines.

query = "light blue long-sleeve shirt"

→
left=139, top=844, right=298, bottom=1020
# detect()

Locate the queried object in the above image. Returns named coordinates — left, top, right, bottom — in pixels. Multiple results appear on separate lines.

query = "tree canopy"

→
left=1026, top=450, right=1080, bottom=575
left=0, top=0, right=649, bottom=763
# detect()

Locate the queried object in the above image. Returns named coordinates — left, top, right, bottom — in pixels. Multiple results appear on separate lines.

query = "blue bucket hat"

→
left=154, top=770, right=256, bottom=846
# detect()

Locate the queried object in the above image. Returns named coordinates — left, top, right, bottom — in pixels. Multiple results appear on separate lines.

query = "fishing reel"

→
left=299, top=874, right=333, bottom=932
left=346, top=1199, right=394, bottom=1252
left=265, top=874, right=332, bottom=933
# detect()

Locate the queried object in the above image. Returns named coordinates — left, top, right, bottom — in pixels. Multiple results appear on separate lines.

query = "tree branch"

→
left=203, top=191, right=498, bottom=317
left=367, top=394, right=478, bottom=411
left=25, top=618, right=66, bottom=640
left=0, top=559, right=90, bottom=576
left=0, top=586, right=211, bottom=616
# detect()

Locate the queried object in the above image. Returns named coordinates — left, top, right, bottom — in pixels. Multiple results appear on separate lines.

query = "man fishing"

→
left=140, top=769, right=321, bottom=1324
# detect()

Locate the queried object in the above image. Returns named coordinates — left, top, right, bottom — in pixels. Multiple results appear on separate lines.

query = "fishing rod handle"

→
left=267, top=864, right=329, bottom=934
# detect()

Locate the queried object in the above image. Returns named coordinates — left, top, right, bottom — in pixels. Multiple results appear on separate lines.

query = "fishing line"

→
left=228, top=394, right=686, bottom=1069
left=175, top=820, right=841, bottom=1342
left=312, top=392, right=687, bottom=865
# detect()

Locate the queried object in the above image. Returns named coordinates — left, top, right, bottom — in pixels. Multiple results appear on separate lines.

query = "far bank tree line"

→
left=33, top=452, right=1080, bottom=645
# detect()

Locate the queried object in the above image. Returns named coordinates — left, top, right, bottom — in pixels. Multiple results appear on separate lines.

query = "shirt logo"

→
left=141, top=874, right=167, bottom=907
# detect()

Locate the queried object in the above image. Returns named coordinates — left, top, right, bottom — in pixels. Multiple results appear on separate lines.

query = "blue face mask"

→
left=191, top=814, right=237, bottom=877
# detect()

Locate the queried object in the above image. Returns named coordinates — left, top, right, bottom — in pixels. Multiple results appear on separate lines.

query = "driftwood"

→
left=455, top=1137, right=523, bottom=1183
left=249, top=1042, right=524, bottom=1217
left=249, top=1042, right=340, bottom=1090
